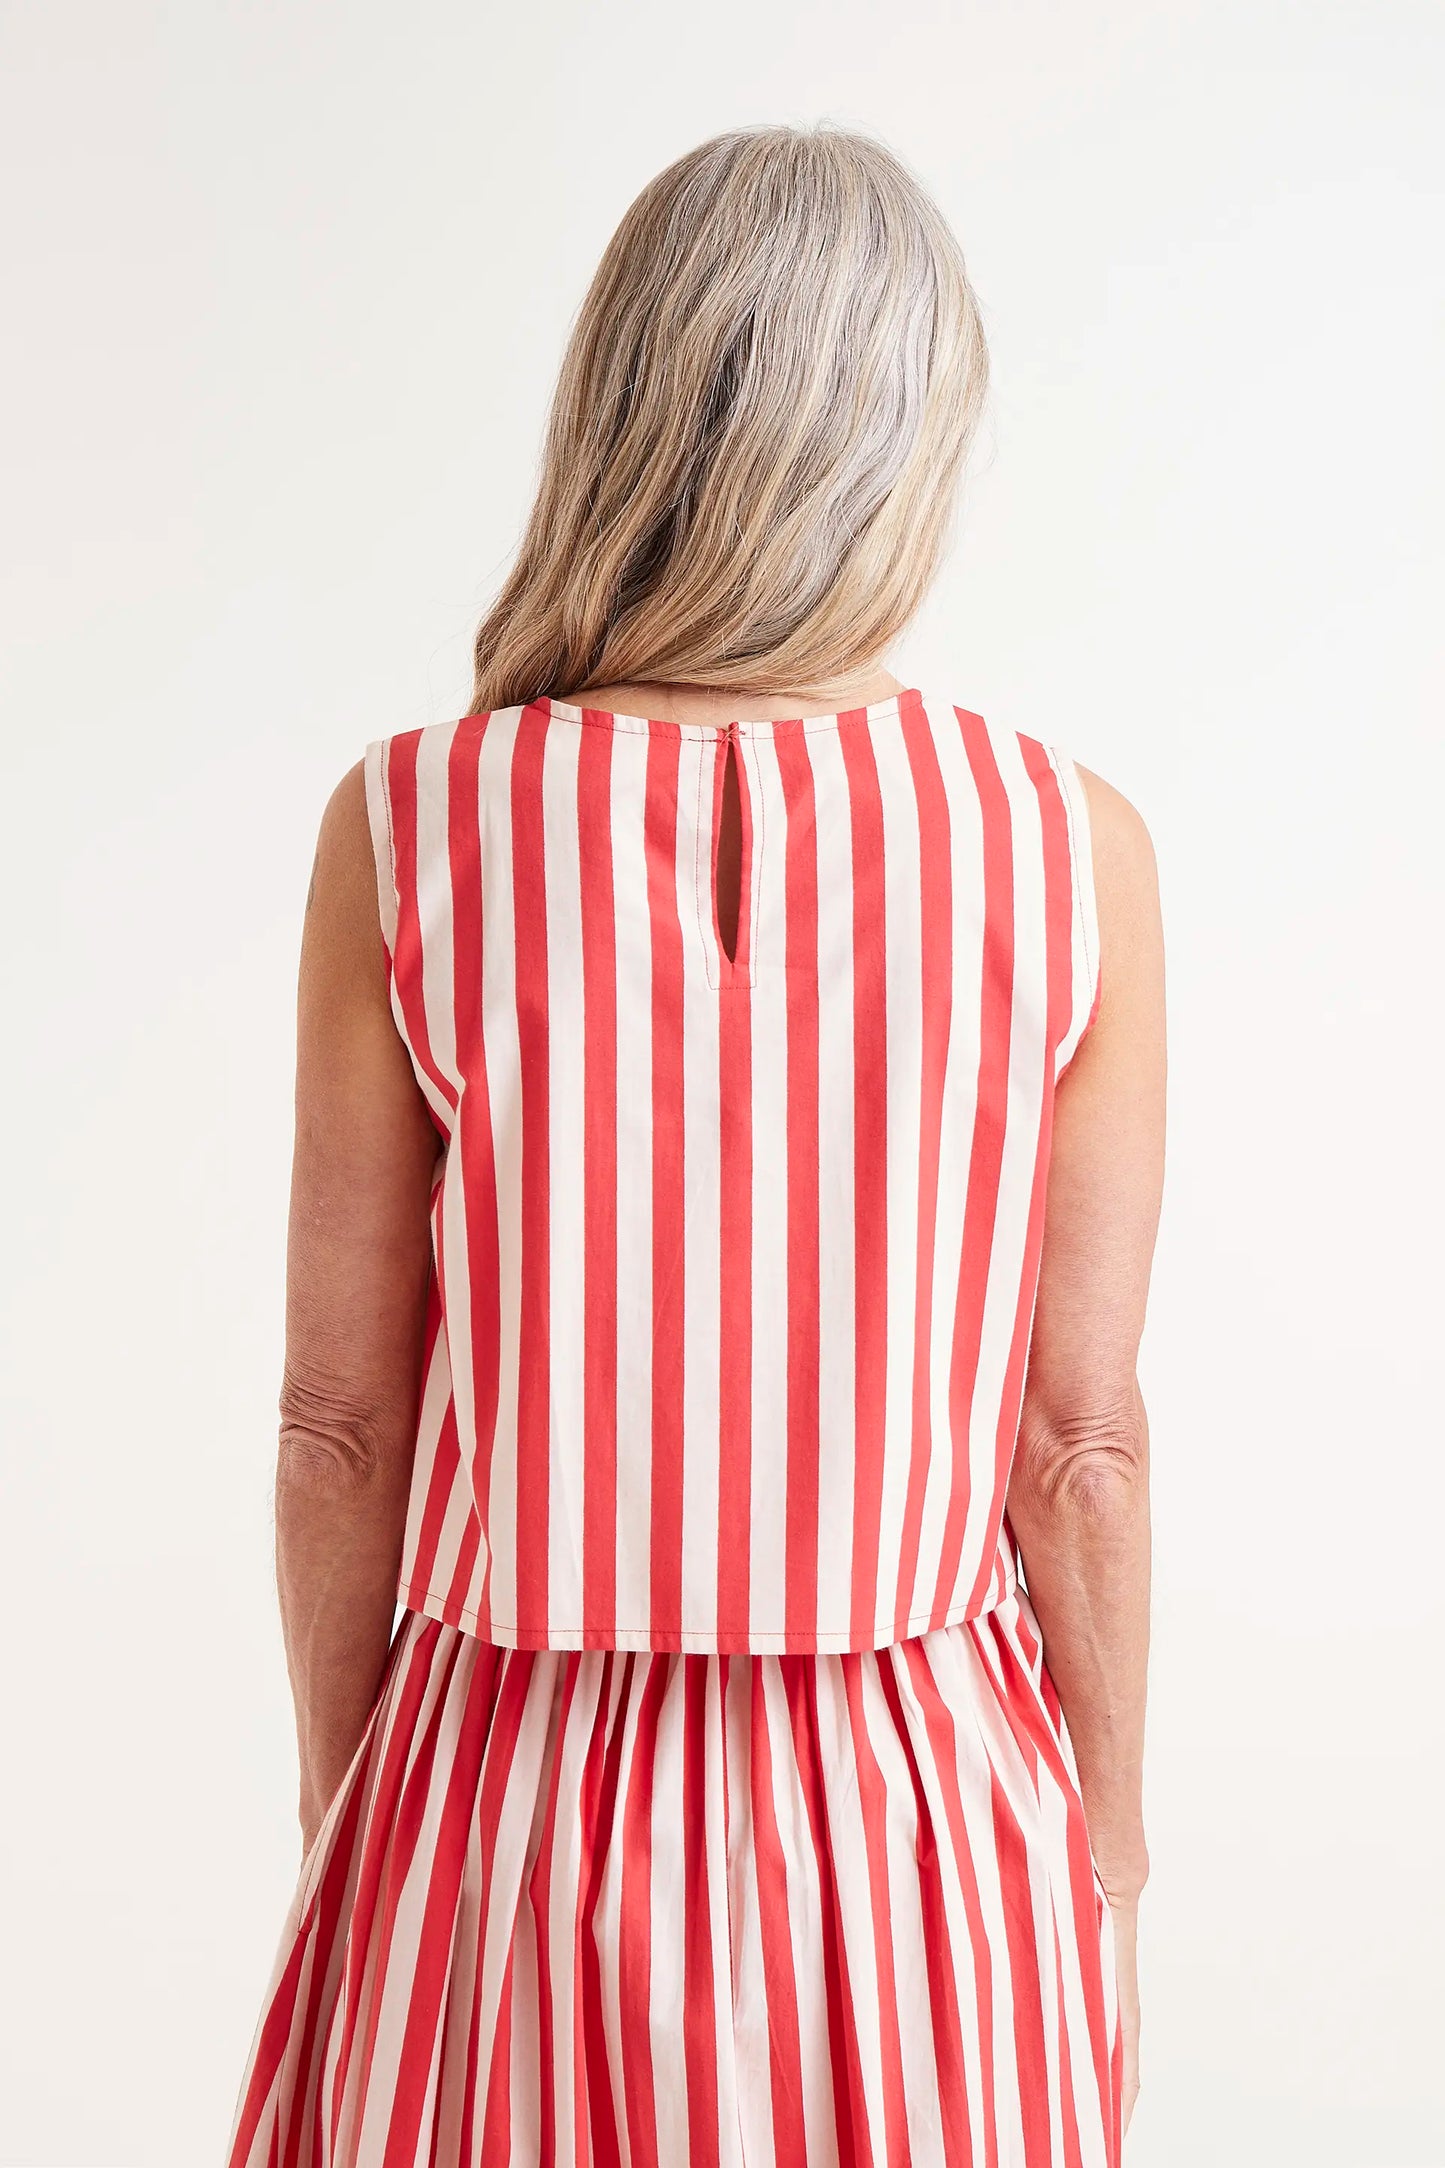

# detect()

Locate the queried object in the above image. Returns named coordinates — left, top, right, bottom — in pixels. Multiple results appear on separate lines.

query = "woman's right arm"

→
left=276, top=763, right=440, bottom=1853
left=1004, top=765, right=1166, bottom=2131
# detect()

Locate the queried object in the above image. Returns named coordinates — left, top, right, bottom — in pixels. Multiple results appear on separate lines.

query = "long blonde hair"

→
left=469, top=123, right=989, bottom=714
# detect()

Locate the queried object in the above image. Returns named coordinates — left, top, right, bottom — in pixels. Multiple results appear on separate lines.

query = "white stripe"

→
left=1051, top=744, right=1101, bottom=1074
left=542, top=721, right=587, bottom=1628
left=912, top=708, right=987, bottom=1618
left=807, top=724, right=859, bottom=1640
left=228, top=1616, right=1120, bottom=2159
left=679, top=735, right=723, bottom=1639
left=959, top=721, right=1051, bottom=1600
left=377, top=697, right=1097, bottom=1652
left=872, top=718, right=925, bottom=1635
left=475, top=710, right=523, bottom=1634
left=610, top=736, right=654, bottom=1632
left=412, top=720, right=461, bottom=1102
left=644, top=1660, right=693, bottom=2166
left=746, top=750, right=791, bottom=1632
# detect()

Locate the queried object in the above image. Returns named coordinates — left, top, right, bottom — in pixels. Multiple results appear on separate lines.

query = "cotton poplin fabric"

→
left=227, top=1597, right=1119, bottom=2165
left=354, top=691, right=1098, bottom=1656
left=224, top=690, right=1120, bottom=2163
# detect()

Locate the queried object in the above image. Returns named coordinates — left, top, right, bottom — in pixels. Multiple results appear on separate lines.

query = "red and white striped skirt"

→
left=226, top=1599, right=1121, bottom=2166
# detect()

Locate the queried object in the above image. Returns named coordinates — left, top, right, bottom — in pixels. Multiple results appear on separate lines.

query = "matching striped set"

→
left=226, top=687, right=1121, bottom=2165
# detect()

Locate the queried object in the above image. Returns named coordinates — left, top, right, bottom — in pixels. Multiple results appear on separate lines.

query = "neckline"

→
left=523, top=686, right=925, bottom=739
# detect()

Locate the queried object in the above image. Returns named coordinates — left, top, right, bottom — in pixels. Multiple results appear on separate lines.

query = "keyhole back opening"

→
left=715, top=731, right=744, bottom=968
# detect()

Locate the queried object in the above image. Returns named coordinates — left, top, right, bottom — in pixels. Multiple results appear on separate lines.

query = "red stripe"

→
left=837, top=720, right=889, bottom=1646
left=577, top=719, right=619, bottom=1634
left=645, top=732, right=686, bottom=1634
left=526, top=1654, right=585, bottom=2167
left=872, top=1647, right=975, bottom=2164
left=228, top=694, right=1128, bottom=2164
left=229, top=1617, right=1118, bottom=2159
left=774, top=721, right=822, bottom=1644
left=986, top=1617, right=1119, bottom=2144
left=380, top=1648, right=498, bottom=2165
left=898, top=1638, right=1002, bottom=2166
left=965, top=739, right=1075, bottom=1612
left=577, top=1655, right=628, bottom=2168
left=509, top=709, right=552, bottom=1630
left=933, top=708, right=1015, bottom=1614
left=224, top=1921, right=313, bottom=2160
left=783, top=1657, right=868, bottom=2168
left=746, top=1666, right=809, bottom=2158
left=990, top=1770, right=1052, bottom=2168
left=840, top=1655, right=913, bottom=2160
left=893, top=699, right=954, bottom=1631
left=224, top=1614, right=411, bottom=2163
left=478, top=1939, right=516, bottom=2163
left=377, top=702, right=1097, bottom=1655
left=682, top=1660, right=722, bottom=2168
left=400, top=1284, right=455, bottom=1615
left=327, top=1628, right=468, bottom=2147
left=448, top=1501, right=483, bottom=1629
left=618, top=1656, right=669, bottom=2168
left=473, top=1659, right=535, bottom=2161
left=715, top=988, right=753, bottom=1636
left=447, top=716, right=502, bottom=1633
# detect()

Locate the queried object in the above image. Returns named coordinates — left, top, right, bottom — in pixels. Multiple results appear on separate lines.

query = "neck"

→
left=569, top=665, right=908, bottom=730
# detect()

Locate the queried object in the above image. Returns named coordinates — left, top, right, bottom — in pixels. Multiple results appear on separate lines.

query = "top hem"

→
left=396, top=1572, right=1019, bottom=1656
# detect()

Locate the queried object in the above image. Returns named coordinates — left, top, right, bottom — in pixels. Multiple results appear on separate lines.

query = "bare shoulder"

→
left=305, top=759, right=372, bottom=909
left=324, top=756, right=369, bottom=821
left=1073, top=765, right=1164, bottom=1030
left=313, top=757, right=368, bottom=867
left=1077, top=763, right=1161, bottom=935
left=1076, top=763, right=1157, bottom=882
left=302, top=760, right=387, bottom=994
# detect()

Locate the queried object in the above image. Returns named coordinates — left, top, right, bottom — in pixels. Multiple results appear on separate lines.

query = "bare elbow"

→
left=1013, top=1392, right=1149, bottom=1523
left=276, top=1363, right=390, bottom=1495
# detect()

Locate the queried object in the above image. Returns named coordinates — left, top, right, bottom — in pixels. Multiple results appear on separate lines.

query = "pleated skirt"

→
left=226, top=1595, right=1121, bottom=2167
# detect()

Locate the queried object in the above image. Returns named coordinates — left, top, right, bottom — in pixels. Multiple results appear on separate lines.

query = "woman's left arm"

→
left=275, top=760, right=439, bottom=1854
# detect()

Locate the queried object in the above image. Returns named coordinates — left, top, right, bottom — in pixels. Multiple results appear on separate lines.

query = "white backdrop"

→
left=2, top=2, right=1441, bottom=2162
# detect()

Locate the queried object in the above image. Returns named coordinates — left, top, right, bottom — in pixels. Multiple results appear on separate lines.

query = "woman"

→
left=226, top=123, right=1164, bottom=2166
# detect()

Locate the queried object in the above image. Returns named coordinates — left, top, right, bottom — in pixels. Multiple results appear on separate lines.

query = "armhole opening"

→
left=363, top=739, right=400, bottom=967
left=1053, top=747, right=1102, bottom=1078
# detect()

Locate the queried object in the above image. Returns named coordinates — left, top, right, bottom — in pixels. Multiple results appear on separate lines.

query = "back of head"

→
left=471, top=123, right=990, bottom=712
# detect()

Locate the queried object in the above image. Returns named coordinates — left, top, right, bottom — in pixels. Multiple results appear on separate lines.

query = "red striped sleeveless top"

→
left=363, top=687, right=1099, bottom=1654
